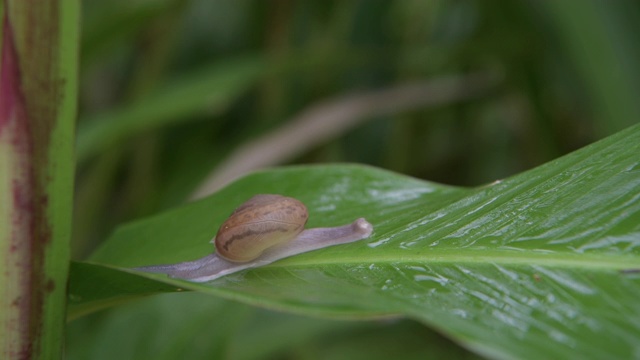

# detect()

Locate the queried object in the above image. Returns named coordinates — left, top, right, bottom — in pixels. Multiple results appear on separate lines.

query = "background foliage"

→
left=69, top=0, right=640, bottom=359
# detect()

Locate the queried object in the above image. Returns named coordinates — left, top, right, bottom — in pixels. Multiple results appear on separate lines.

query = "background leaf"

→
left=66, top=292, right=481, bottom=360
left=70, top=123, right=640, bottom=359
left=76, top=56, right=265, bottom=163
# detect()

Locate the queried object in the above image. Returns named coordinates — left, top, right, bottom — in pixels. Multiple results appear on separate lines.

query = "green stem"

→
left=0, top=1, right=78, bottom=358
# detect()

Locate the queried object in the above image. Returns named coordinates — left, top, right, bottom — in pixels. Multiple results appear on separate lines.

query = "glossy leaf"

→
left=70, top=123, right=640, bottom=359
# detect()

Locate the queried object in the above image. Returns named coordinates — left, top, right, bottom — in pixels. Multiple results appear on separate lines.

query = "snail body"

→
left=135, top=194, right=373, bottom=282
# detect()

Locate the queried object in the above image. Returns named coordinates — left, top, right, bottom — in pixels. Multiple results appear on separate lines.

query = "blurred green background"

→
left=69, top=0, right=640, bottom=358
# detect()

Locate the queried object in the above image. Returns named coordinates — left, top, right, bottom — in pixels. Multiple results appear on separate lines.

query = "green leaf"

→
left=70, top=123, right=640, bottom=359
left=66, top=292, right=481, bottom=360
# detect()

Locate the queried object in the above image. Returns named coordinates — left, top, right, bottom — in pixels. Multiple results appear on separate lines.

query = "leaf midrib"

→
left=270, top=249, right=640, bottom=271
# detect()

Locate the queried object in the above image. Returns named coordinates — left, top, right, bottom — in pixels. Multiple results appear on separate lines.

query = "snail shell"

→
left=215, top=194, right=309, bottom=262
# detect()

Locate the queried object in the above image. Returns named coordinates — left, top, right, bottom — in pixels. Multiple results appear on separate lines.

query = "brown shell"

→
left=214, top=194, right=309, bottom=262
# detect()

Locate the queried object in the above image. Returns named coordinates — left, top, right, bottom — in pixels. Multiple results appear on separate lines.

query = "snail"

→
left=134, top=194, right=374, bottom=282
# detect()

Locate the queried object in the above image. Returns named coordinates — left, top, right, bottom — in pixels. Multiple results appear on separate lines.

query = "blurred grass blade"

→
left=76, top=56, right=265, bottom=163
left=81, top=0, right=180, bottom=65
left=71, top=123, right=640, bottom=359
left=191, top=72, right=498, bottom=198
left=540, top=0, right=640, bottom=134
left=0, top=1, right=78, bottom=358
